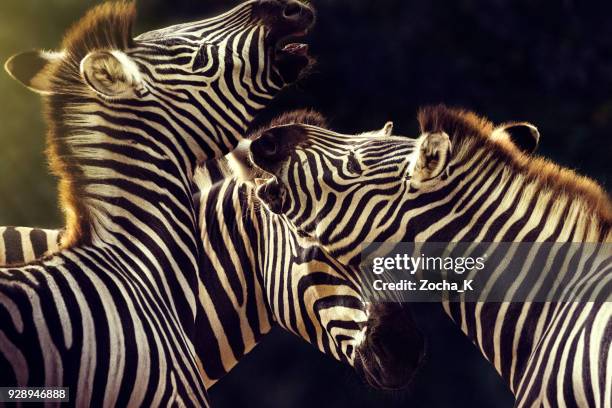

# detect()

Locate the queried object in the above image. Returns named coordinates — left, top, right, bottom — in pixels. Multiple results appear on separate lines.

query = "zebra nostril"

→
left=283, top=1, right=303, bottom=19
left=259, top=132, right=279, bottom=158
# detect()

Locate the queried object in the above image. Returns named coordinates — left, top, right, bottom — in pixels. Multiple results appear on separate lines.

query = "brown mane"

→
left=418, top=105, right=612, bottom=227
left=247, top=109, right=328, bottom=140
left=219, top=109, right=329, bottom=184
left=43, top=2, right=137, bottom=248
left=51, top=1, right=136, bottom=95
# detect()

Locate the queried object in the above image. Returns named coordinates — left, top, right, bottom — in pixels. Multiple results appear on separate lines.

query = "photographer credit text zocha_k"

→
left=367, top=250, right=485, bottom=298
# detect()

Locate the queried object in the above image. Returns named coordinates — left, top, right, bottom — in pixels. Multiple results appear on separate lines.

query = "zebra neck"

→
left=237, top=182, right=363, bottom=365
left=255, top=199, right=365, bottom=365
left=50, top=121, right=200, bottom=249
left=413, top=151, right=610, bottom=243
left=433, top=154, right=610, bottom=393
left=197, top=179, right=273, bottom=385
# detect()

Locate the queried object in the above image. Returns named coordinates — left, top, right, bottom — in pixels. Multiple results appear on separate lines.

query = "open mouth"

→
left=274, top=32, right=313, bottom=83
left=256, top=0, right=316, bottom=83
left=271, top=2, right=315, bottom=83
left=276, top=28, right=310, bottom=55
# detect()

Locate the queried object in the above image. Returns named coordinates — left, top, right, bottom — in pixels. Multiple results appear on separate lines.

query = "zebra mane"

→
left=418, top=105, right=612, bottom=226
left=418, top=104, right=497, bottom=144
left=41, top=2, right=137, bottom=248
left=248, top=109, right=328, bottom=141
left=62, top=2, right=135, bottom=61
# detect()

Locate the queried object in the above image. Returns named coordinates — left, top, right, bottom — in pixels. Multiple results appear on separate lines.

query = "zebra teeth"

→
left=281, top=43, right=309, bottom=56
left=275, top=30, right=309, bottom=51
left=276, top=33, right=308, bottom=49
left=274, top=38, right=313, bottom=83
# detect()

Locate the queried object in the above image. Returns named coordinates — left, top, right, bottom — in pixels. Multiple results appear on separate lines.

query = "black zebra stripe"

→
left=1, top=1, right=315, bottom=406
left=249, top=105, right=612, bottom=407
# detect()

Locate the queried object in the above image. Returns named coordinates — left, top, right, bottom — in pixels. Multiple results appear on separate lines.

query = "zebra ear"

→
left=412, top=132, right=452, bottom=185
left=80, top=50, right=145, bottom=99
left=492, top=123, right=540, bottom=154
left=382, top=121, right=394, bottom=137
left=4, top=50, right=62, bottom=95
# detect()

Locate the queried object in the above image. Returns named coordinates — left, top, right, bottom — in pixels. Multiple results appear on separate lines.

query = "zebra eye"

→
left=403, top=166, right=413, bottom=181
left=193, top=46, right=208, bottom=71
left=347, top=151, right=362, bottom=174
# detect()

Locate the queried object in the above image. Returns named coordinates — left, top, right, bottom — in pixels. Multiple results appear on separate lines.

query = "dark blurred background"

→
left=1, top=1, right=611, bottom=407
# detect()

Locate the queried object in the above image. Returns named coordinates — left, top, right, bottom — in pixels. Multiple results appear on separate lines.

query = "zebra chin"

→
left=353, top=303, right=426, bottom=391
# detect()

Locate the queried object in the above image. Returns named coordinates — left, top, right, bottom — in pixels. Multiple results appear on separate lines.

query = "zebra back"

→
left=0, top=227, right=62, bottom=266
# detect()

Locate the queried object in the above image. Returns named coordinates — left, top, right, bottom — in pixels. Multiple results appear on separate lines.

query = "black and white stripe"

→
left=0, top=180, right=424, bottom=393
left=195, top=174, right=424, bottom=390
left=1, top=1, right=314, bottom=406
left=250, top=105, right=612, bottom=407
left=0, top=227, right=61, bottom=266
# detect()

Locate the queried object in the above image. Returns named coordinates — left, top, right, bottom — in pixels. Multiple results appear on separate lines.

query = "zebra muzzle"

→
left=354, top=303, right=426, bottom=391
left=258, top=0, right=316, bottom=83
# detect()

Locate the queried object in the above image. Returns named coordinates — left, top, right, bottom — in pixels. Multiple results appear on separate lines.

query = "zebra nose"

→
left=283, top=1, right=301, bottom=18
left=282, top=0, right=313, bottom=25
left=256, top=0, right=315, bottom=30
left=355, top=303, right=426, bottom=390
left=258, top=132, right=280, bottom=159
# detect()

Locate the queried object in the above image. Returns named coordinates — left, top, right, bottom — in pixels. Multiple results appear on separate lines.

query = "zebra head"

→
left=249, top=106, right=540, bottom=263
left=204, top=110, right=425, bottom=389
left=4, top=0, right=315, bottom=160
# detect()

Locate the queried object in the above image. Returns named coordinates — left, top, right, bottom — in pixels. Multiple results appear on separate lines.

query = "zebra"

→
left=0, top=110, right=426, bottom=392
left=0, top=1, right=317, bottom=405
left=194, top=110, right=423, bottom=389
left=248, top=105, right=612, bottom=407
